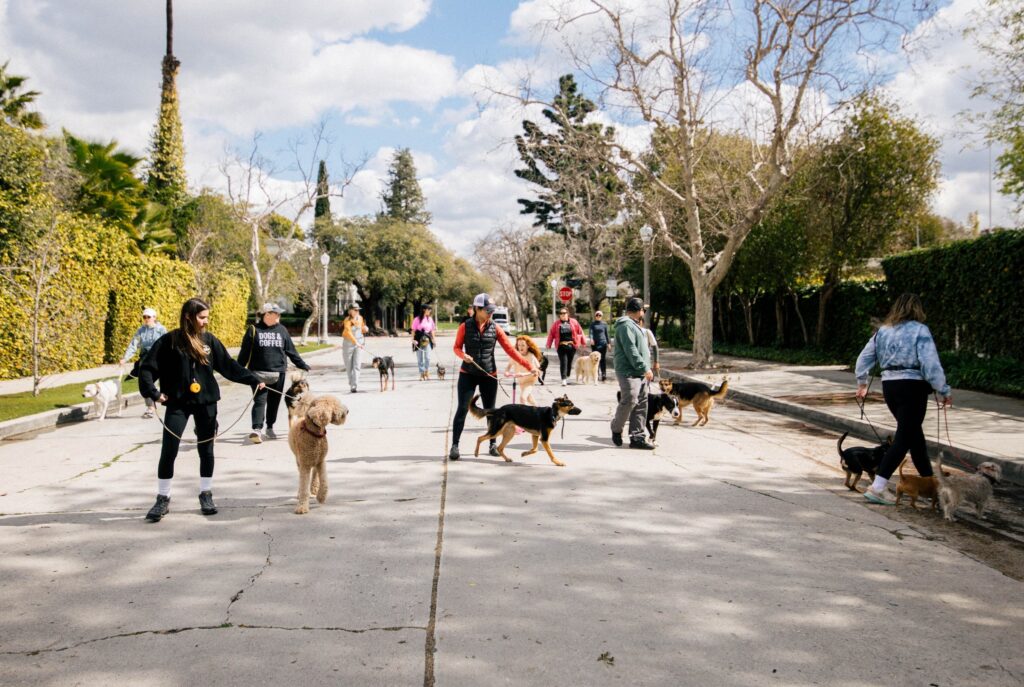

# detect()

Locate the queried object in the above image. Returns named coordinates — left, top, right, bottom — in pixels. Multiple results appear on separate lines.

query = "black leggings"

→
left=594, top=345, right=608, bottom=379
left=877, top=379, right=933, bottom=480
left=558, top=345, right=577, bottom=379
left=250, top=373, right=285, bottom=430
left=452, top=371, right=498, bottom=447
left=157, top=403, right=218, bottom=479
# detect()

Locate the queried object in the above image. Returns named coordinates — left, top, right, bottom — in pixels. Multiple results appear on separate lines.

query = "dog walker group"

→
left=124, top=292, right=994, bottom=523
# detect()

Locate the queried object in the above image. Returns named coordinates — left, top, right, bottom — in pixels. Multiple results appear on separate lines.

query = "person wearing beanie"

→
left=238, top=302, right=311, bottom=443
left=120, top=307, right=168, bottom=418
left=610, top=297, right=655, bottom=450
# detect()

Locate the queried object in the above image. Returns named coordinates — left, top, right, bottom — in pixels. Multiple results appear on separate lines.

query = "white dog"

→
left=82, top=379, right=122, bottom=420
left=574, top=351, right=602, bottom=385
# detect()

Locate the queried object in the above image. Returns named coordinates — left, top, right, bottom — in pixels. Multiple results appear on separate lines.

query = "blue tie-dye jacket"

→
left=855, top=320, right=950, bottom=397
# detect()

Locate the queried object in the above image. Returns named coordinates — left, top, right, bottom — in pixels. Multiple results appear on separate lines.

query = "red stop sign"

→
left=559, top=286, right=574, bottom=302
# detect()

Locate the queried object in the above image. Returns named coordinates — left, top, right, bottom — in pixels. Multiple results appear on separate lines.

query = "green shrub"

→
left=941, top=350, right=1024, bottom=398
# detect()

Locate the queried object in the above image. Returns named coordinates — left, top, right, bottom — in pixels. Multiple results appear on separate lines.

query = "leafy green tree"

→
left=146, top=0, right=188, bottom=209
left=967, top=0, right=1024, bottom=210
left=177, top=191, right=251, bottom=299
left=64, top=132, right=175, bottom=255
left=314, top=159, right=331, bottom=228
left=380, top=148, right=431, bottom=225
left=0, top=122, right=47, bottom=257
left=515, top=74, right=623, bottom=313
left=0, top=62, right=44, bottom=130
left=803, top=93, right=940, bottom=344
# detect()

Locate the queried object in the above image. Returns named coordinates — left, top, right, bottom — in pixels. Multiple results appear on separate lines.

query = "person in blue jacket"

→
left=120, top=307, right=168, bottom=418
left=855, top=293, right=952, bottom=505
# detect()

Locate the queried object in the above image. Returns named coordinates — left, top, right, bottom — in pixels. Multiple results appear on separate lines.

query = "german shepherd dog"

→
left=661, top=378, right=728, bottom=426
left=468, top=394, right=582, bottom=466
left=371, top=356, right=396, bottom=392
left=837, top=431, right=890, bottom=492
left=618, top=389, right=681, bottom=443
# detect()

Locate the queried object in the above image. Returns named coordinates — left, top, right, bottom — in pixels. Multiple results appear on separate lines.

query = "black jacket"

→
left=237, top=321, right=309, bottom=373
left=140, top=331, right=261, bottom=405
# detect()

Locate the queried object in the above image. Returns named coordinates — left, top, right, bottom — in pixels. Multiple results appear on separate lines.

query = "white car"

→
left=491, top=306, right=512, bottom=334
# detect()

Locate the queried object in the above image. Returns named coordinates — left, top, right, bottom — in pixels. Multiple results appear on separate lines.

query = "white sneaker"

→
left=561, top=379, right=568, bottom=387
left=249, top=431, right=263, bottom=444
left=142, top=407, right=154, bottom=419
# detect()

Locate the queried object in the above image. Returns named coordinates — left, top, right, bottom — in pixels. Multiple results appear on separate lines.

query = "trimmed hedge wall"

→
left=882, top=230, right=1024, bottom=361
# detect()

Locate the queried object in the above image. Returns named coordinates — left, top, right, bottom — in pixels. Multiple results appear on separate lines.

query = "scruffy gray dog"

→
left=932, top=451, right=1003, bottom=522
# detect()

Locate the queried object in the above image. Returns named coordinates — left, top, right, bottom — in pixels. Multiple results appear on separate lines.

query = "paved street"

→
left=1, top=337, right=1022, bottom=687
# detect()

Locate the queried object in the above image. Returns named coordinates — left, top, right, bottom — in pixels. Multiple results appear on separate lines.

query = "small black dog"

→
left=371, top=356, right=396, bottom=392
left=468, top=394, right=581, bottom=466
left=617, top=390, right=681, bottom=443
left=436, top=362, right=446, bottom=380
left=538, top=354, right=550, bottom=384
left=837, top=431, right=891, bottom=492
left=284, top=373, right=310, bottom=418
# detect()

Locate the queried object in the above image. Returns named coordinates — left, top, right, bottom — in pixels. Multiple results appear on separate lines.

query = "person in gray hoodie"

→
left=238, top=302, right=310, bottom=443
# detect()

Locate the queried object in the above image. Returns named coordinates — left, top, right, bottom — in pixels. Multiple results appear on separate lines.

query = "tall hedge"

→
left=206, top=265, right=250, bottom=347
left=882, top=231, right=1024, bottom=361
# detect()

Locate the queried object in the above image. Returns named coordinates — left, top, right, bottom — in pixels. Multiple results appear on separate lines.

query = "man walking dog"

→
left=611, top=297, right=655, bottom=450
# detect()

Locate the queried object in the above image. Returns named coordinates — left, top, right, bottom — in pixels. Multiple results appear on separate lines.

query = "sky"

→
left=0, top=0, right=1016, bottom=256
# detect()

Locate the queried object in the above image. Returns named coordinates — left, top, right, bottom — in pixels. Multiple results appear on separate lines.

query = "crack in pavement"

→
left=224, top=505, right=273, bottom=623
left=0, top=623, right=426, bottom=656
left=14, top=444, right=145, bottom=494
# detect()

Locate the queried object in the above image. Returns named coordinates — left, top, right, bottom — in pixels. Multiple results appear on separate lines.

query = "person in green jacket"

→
left=611, top=297, right=655, bottom=449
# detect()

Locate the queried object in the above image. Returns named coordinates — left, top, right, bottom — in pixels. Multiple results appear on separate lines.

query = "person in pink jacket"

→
left=546, top=307, right=586, bottom=386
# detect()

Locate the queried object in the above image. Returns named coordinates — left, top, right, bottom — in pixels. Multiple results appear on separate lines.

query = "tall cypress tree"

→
left=146, top=0, right=187, bottom=209
left=314, top=160, right=331, bottom=224
left=379, top=148, right=431, bottom=225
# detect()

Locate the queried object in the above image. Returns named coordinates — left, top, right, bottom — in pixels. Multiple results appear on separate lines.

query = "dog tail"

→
left=932, top=451, right=948, bottom=487
left=837, top=431, right=849, bottom=457
left=898, top=458, right=907, bottom=477
left=711, top=379, right=728, bottom=398
left=467, top=394, right=489, bottom=419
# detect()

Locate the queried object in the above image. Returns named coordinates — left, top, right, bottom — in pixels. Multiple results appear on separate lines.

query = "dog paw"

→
left=316, top=490, right=327, bottom=504
left=294, top=503, right=309, bottom=515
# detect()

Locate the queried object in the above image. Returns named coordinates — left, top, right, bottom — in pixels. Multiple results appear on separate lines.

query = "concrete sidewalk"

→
left=659, top=347, right=1024, bottom=485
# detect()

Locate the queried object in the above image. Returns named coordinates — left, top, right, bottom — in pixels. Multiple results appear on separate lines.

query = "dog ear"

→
left=330, top=400, right=349, bottom=425
left=307, top=402, right=332, bottom=428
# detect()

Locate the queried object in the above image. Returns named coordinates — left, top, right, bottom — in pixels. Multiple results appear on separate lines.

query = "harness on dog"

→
left=301, top=420, right=327, bottom=438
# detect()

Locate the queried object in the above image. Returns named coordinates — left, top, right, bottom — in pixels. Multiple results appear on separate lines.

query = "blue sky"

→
left=0, top=0, right=1016, bottom=256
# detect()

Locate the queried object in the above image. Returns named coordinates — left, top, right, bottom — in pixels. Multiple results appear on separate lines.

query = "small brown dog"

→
left=895, top=460, right=940, bottom=510
left=287, top=393, right=348, bottom=514
left=933, top=451, right=1003, bottom=522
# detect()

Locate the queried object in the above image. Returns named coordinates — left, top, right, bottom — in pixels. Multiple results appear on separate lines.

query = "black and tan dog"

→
left=284, top=372, right=310, bottom=419
left=617, top=389, right=680, bottom=443
left=837, top=431, right=891, bottom=492
left=468, top=393, right=581, bottom=466
left=661, top=378, right=728, bottom=426
left=371, top=356, right=396, bottom=392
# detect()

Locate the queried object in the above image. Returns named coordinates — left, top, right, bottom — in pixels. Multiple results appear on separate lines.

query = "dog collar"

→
left=301, top=420, right=327, bottom=438
left=981, top=472, right=998, bottom=484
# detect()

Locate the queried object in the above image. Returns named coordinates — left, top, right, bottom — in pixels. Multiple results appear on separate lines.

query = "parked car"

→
left=491, top=306, right=512, bottom=334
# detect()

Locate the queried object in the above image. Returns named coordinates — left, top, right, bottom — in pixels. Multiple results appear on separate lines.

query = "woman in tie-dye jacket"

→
left=854, top=293, right=952, bottom=505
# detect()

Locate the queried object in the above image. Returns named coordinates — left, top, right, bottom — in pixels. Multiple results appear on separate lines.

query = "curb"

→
left=661, top=370, right=1024, bottom=488
left=0, top=345, right=341, bottom=441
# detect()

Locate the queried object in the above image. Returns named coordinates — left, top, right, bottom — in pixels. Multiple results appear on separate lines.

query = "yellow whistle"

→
left=189, top=382, right=201, bottom=393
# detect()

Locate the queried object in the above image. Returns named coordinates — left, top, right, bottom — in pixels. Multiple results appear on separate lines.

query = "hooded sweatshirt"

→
left=238, top=321, right=310, bottom=373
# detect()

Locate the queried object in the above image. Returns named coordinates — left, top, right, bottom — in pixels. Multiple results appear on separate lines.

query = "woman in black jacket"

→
left=238, top=302, right=310, bottom=443
left=139, top=298, right=264, bottom=522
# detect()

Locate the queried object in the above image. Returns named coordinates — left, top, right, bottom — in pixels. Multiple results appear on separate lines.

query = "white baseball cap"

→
left=142, top=307, right=157, bottom=318
left=261, top=302, right=283, bottom=314
left=472, top=293, right=497, bottom=314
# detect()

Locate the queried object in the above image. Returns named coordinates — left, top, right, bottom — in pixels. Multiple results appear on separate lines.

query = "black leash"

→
left=855, top=376, right=886, bottom=444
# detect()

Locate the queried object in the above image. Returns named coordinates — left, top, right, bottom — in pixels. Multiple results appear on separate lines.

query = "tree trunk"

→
left=774, top=294, right=785, bottom=345
left=790, top=289, right=809, bottom=346
left=815, top=277, right=837, bottom=347
left=691, top=281, right=715, bottom=368
left=301, top=299, right=319, bottom=345
left=739, top=295, right=755, bottom=345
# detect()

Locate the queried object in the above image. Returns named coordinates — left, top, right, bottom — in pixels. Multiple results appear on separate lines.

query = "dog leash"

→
left=462, top=357, right=512, bottom=399
left=148, top=384, right=298, bottom=445
left=855, top=376, right=887, bottom=444
left=934, top=392, right=976, bottom=473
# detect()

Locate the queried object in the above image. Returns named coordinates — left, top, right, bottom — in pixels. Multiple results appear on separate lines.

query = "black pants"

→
left=250, top=372, right=285, bottom=430
left=158, top=403, right=218, bottom=479
left=558, top=345, right=577, bottom=379
left=877, top=379, right=933, bottom=480
left=593, top=344, right=608, bottom=380
left=452, top=371, right=498, bottom=447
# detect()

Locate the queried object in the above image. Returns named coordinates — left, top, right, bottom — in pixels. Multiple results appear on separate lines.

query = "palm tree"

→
left=0, top=61, right=44, bottom=130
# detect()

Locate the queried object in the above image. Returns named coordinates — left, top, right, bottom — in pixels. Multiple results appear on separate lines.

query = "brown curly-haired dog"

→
left=287, top=394, right=348, bottom=514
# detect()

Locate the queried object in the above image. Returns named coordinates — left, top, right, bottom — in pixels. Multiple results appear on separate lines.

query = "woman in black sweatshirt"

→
left=237, top=302, right=311, bottom=443
left=139, top=298, right=264, bottom=522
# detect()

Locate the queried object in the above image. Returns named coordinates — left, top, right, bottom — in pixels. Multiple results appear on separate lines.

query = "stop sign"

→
left=558, top=286, right=574, bottom=303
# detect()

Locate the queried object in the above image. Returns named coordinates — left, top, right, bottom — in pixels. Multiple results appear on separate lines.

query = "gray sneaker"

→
left=249, top=431, right=263, bottom=444
left=448, top=445, right=460, bottom=460
left=265, top=427, right=278, bottom=440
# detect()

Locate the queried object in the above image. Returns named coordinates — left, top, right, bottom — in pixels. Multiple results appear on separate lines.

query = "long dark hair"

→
left=172, top=297, right=210, bottom=364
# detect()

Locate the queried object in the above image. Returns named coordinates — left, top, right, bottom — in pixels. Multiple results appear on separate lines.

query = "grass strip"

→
left=0, top=378, right=140, bottom=423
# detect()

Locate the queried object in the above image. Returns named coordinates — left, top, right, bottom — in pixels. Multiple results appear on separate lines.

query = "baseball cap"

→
left=625, top=297, right=644, bottom=313
left=472, top=293, right=498, bottom=314
left=348, top=303, right=361, bottom=310
left=595, top=311, right=603, bottom=317
left=261, top=302, right=283, bottom=314
left=142, top=307, right=157, bottom=318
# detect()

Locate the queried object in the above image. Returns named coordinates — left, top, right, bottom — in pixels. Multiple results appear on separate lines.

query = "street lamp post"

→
left=639, top=225, right=653, bottom=328
left=319, top=252, right=330, bottom=345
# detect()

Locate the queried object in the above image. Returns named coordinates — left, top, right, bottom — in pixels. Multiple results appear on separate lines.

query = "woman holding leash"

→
left=139, top=297, right=265, bottom=522
left=855, top=293, right=952, bottom=505
left=546, top=307, right=586, bottom=387
left=120, top=307, right=168, bottom=418
left=341, top=304, right=368, bottom=393
left=505, top=335, right=543, bottom=406
left=449, top=293, right=538, bottom=460
left=238, top=302, right=310, bottom=443
left=411, top=305, right=436, bottom=380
